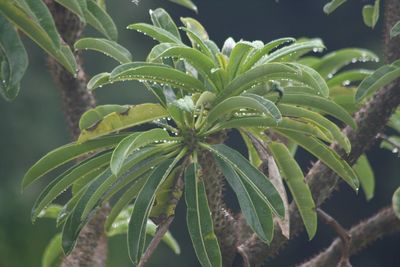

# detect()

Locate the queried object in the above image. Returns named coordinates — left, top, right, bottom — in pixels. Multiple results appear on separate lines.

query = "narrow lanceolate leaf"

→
left=241, top=38, right=296, bottom=72
left=0, top=16, right=28, bottom=101
left=180, top=17, right=208, bottom=40
left=326, top=69, right=373, bottom=88
left=207, top=144, right=285, bottom=218
left=259, top=39, right=325, bottom=64
left=155, top=46, right=220, bottom=90
left=55, top=0, right=86, bottom=22
left=278, top=104, right=351, bottom=153
left=362, top=0, right=380, bottom=29
left=110, top=128, right=177, bottom=176
left=110, top=65, right=206, bottom=93
left=288, top=63, right=330, bottom=97
left=86, top=72, right=110, bottom=90
left=23, top=0, right=61, bottom=48
left=0, top=1, right=77, bottom=74
left=393, top=187, right=400, bottom=219
left=353, top=155, right=375, bottom=201
left=185, top=163, right=222, bottom=267
left=268, top=142, right=317, bottom=239
left=149, top=8, right=181, bottom=40
left=206, top=95, right=281, bottom=126
left=42, top=234, right=62, bottom=267
left=22, top=134, right=126, bottom=189
left=85, top=0, right=118, bottom=40
left=79, top=105, right=129, bottom=130
left=312, top=49, right=379, bottom=79
left=168, top=0, right=198, bottom=12
left=213, top=155, right=275, bottom=243
left=62, top=168, right=113, bottom=254
left=74, top=38, right=132, bottom=64
left=226, top=42, right=254, bottom=81
left=390, top=20, right=400, bottom=38
left=275, top=130, right=359, bottom=191
left=323, top=0, right=347, bottom=14
left=32, top=152, right=112, bottom=222
left=127, top=23, right=182, bottom=44
left=107, top=205, right=180, bottom=255
left=128, top=155, right=182, bottom=265
left=78, top=103, right=169, bottom=143
left=277, top=94, right=356, bottom=129
left=355, top=60, right=400, bottom=102
left=218, top=63, right=297, bottom=100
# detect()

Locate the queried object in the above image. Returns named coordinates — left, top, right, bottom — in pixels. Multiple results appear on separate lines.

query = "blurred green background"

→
left=1, top=0, right=399, bottom=266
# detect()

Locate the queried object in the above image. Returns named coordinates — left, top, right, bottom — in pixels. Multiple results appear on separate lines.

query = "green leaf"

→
left=107, top=206, right=180, bottom=254
left=258, top=39, right=325, bottom=64
left=180, top=17, right=208, bottom=40
left=79, top=105, right=129, bottom=130
left=168, top=0, right=198, bottom=12
left=37, top=204, right=63, bottom=220
left=110, top=64, right=206, bottom=93
left=275, top=130, right=359, bottom=191
left=32, top=152, right=112, bottom=222
left=362, top=0, right=380, bottom=29
left=206, top=95, right=281, bottom=126
left=326, top=69, right=373, bottom=88
left=323, top=0, right=347, bottom=14
left=0, top=16, right=28, bottom=101
left=22, top=134, right=126, bottom=189
left=147, top=43, right=182, bottom=62
left=149, top=8, right=181, bottom=40
left=312, top=49, right=379, bottom=79
left=180, top=27, right=215, bottom=62
left=23, top=0, right=61, bottom=49
left=355, top=60, right=400, bottom=102
left=55, top=0, right=86, bottom=22
left=278, top=104, right=351, bottom=153
left=127, top=23, right=182, bottom=44
left=277, top=94, right=356, bottom=129
left=353, top=155, right=375, bottom=201
left=241, top=38, right=296, bottom=72
left=155, top=46, right=220, bottom=91
left=207, top=144, right=285, bottom=218
left=185, top=163, right=222, bottom=267
left=390, top=20, right=400, bottom=38
left=380, top=135, right=400, bottom=152
left=226, top=42, right=254, bottom=81
left=213, top=154, right=274, bottom=243
left=0, top=1, right=77, bottom=74
left=218, top=63, right=297, bottom=100
left=86, top=72, right=110, bottom=90
left=78, top=103, right=169, bottom=143
left=110, top=129, right=178, bottom=176
left=268, top=142, right=317, bottom=239
left=288, top=63, right=330, bottom=97
left=393, top=187, right=400, bottom=219
left=128, top=153, right=183, bottom=265
left=42, top=234, right=62, bottom=267
left=85, top=0, right=118, bottom=40
left=74, top=38, right=132, bottom=64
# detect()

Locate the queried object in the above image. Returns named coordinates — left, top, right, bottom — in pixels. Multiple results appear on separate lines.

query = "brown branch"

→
left=236, top=0, right=400, bottom=265
left=298, top=207, right=400, bottom=267
left=43, top=1, right=107, bottom=266
left=317, top=209, right=351, bottom=267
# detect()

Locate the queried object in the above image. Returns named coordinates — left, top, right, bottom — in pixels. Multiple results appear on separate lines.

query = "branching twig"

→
left=317, top=209, right=351, bottom=267
left=298, top=207, right=400, bottom=267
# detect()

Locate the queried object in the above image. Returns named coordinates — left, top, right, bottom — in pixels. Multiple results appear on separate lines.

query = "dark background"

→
left=0, top=0, right=399, bottom=266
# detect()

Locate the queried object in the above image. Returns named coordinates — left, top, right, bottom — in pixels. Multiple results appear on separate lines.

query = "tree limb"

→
left=298, top=207, right=400, bottom=267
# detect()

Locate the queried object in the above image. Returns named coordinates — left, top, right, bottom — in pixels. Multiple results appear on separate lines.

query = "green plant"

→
left=22, top=8, right=390, bottom=266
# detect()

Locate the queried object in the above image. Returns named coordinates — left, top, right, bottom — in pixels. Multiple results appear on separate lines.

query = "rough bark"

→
left=44, top=1, right=108, bottom=266
left=298, top=207, right=400, bottom=267
left=236, top=0, right=400, bottom=265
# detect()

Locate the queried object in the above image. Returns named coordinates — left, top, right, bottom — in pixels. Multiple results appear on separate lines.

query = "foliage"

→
left=21, top=7, right=390, bottom=266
